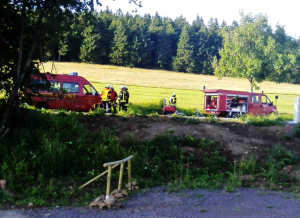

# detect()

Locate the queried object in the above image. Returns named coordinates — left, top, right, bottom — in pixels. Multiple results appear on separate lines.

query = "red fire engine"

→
left=202, top=88, right=278, bottom=117
left=31, top=73, right=102, bottom=111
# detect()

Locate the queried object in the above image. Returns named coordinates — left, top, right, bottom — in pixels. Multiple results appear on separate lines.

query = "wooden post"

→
left=106, top=166, right=112, bottom=199
left=128, top=159, right=132, bottom=183
left=118, top=163, right=124, bottom=190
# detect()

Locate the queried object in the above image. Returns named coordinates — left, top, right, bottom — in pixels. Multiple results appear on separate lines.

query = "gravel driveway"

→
left=1, top=187, right=300, bottom=218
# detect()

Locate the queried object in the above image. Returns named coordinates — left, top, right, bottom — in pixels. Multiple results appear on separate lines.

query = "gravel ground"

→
left=1, top=187, right=300, bottom=218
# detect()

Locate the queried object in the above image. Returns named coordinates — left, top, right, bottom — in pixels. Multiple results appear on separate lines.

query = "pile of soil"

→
left=83, top=116, right=300, bottom=158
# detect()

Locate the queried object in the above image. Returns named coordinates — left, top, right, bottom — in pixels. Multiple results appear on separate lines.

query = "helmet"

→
left=172, top=93, right=176, bottom=96
left=105, top=84, right=110, bottom=88
left=123, top=85, right=128, bottom=90
left=110, top=84, right=114, bottom=89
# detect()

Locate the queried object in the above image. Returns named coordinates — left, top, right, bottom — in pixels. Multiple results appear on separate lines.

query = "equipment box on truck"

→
left=202, top=88, right=277, bottom=117
left=31, top=73, right=102, bottom=111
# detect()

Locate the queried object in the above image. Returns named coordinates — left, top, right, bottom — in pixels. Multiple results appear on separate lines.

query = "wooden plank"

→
left=78, top=163, right=120, bottom=189
left=103, top=155, right=133, bottom=167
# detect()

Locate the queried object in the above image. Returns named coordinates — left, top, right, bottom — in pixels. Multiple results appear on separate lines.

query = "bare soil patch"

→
left=82, top=116, right=300, bottom=159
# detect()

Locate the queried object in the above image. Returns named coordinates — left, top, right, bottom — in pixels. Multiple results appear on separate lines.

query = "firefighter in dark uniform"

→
left=101, top=84, right=111, bottom=113
left=169, top=93, right=177, bottom=108
left=118, top=85, right=129, bottom=111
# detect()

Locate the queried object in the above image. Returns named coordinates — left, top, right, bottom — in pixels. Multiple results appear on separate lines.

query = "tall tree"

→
left=134, top=16, right=154, bottom=67
left=0, top=0, right=91, bottom=138
left=109, top=18, right=130, bottom=65
left=95, top=8, right=115, bottom=64
left=172, top=24, right=195, bottom=72
left=213, top=13, right=295, bottom=91
left=80, top=24, right=101, bottom=63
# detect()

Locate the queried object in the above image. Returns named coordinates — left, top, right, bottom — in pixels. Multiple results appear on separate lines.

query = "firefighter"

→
left=101, top=84, right=111, bottom=113
left=169, top=93, right=177, bottom=107
left=118, top=85, right=129, bottom=111
left=108, top=85, right=118, bottom=113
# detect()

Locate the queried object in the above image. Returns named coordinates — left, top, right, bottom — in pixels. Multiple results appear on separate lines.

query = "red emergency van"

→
left=202, top=88, right=278, bottom=117
left=31, top=73, right=102, bottom=111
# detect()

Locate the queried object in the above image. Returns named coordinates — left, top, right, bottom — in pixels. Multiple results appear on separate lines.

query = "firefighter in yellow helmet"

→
left=101, top=84, right=111, bottom=113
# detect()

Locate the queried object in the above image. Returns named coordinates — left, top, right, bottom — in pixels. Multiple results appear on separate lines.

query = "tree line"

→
left=56, top=8, right=300, bottom=85
left=57, top=8, right=223, bottom=75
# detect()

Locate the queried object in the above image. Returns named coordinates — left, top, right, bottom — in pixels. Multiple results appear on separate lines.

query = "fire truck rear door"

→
left=217, top=94, right=227, bottom=111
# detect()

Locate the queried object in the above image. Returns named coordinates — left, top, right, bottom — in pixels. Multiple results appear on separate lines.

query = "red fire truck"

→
left=202, top=88, right=278, bottom=117
left=31, top=73, right=102, bottom=111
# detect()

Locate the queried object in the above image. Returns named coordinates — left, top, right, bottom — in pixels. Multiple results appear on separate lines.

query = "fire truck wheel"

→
left=36, top=102, right=49, bottom=109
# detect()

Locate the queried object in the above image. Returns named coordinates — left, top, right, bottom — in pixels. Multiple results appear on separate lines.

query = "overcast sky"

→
left=97, top=0, right=300, bottom=38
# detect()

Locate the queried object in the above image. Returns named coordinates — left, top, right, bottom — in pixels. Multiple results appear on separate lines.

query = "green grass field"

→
left=42, top=62, right=300, bottom=116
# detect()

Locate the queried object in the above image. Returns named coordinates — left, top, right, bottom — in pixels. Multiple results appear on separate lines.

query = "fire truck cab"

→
left=202, top=88, right=277, bottom=117
left=31, top=73, right=102, bottom=111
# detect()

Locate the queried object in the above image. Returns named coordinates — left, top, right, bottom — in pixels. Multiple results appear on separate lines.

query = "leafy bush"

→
left=240, top=114, right=285, bottom=127
left=148, top=112, right=159, bottom=117
left=239, top=156, right=257, bottom=175
left=263, top=145, right=298, bottom=183
left=88, top=107, right=105, bottom=116
left=0, top=110, right=129, bottom=205
left=294, top=123, right=300, bottom=137
left=207, top=115, right=217, bottom=123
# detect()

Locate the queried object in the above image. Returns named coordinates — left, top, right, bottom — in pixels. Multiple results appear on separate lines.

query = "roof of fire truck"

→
left=41, top=73, right=89, bottom=82
left=202, top=89, right=264, bottom=95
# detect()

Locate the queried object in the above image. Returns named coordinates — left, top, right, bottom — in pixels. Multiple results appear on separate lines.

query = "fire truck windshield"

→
left=83, top=84, right=97, bottom=95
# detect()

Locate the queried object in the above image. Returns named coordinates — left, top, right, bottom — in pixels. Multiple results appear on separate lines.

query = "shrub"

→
left=240, top=114, right=285, bottom=127
left=263, top=145, right=298, bottom=182
left=294, top=123, right=300, bottom=137
left=88, top=107, right=105, bottom=116
left=149, top=112, right=159, bottom=117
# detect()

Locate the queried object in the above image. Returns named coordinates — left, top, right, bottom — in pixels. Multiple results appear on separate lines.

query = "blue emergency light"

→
left=68, top=72, right=78, bottom=76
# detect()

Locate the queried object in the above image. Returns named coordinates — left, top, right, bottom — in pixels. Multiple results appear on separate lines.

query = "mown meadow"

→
left=43, top=62, right=300, bottom=116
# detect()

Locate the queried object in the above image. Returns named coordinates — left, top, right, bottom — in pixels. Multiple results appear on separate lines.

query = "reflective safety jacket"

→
left=118, top=90, right=129, bottom=103
left=169, top=96, right=176, bottom=105
left=101, top=88, right=110, bottom=101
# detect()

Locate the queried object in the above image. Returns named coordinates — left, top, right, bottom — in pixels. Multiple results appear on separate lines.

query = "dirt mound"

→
left=82, top=116, right=300, bottom=158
